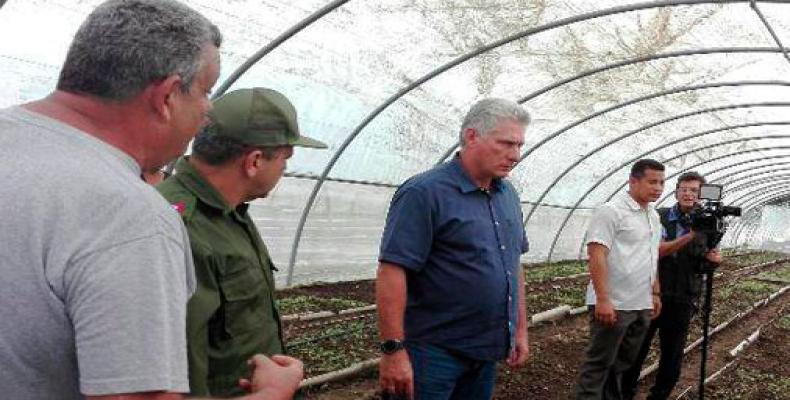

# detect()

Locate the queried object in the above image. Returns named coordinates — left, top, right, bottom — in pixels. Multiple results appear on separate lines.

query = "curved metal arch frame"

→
left=732, top=188, right=790, bottom=244
left=728, top=210, right=762, bottom=246
left=733, top=217, right=761, bottom=246
left=575, top=151, right=790, bottom=259
left=436, top=54, right=790, bottom=165
left=730, top=204, right=767, bottom=237
left=655, top=160, right=790, bottom=206
left=542, top=123, right=790, bottom=262
left=522, top=102, right=790, bottom=225
left=725, top=173, right=790, bottom=194
left=656, top=159, right=790, bottom=206
left=211, top=0, right=350, bottom=99
left=741, top=224, right=761, bottom=246
left=552, top=136, right=790, bottom=262
left=730, top=203, right=774, bottom=245
left=738, top=187, right=790, bottom=210
left=726, top=212, right=757, bottom=246
left=285, top=0, right=790, bottom=284
left=726, top=180, right=790, bottom=207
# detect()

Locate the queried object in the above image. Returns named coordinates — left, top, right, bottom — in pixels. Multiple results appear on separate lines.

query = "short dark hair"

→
left=192, top=130, right=278, bottom=166
left=630, top=159, right=665, bottom=178
left=676, top=171, right=706, bottom=189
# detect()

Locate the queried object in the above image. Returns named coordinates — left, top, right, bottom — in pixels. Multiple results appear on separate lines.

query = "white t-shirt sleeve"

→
left=586, top=205, right=619, bottom=250
left=63, top=232, right=190, bottom=396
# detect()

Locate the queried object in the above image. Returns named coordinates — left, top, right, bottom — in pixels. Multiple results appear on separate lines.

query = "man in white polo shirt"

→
left=575, top=159, right=665, bottom=400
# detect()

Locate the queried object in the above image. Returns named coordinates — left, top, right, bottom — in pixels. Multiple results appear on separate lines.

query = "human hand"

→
left=379, top=350, right=413, bottom=400
left=651, top=294, right=662, bottom=319
left=706, top=249, right=722, bottom=264
left=506, top=334, right=530, bottom=368
left=239, top=354, right=303, bottom=400
left=594, top=300, right=617, bottom=326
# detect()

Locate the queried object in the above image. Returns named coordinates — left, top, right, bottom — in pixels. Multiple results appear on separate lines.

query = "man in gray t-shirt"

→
left=0, top=1, right=302, bottom=399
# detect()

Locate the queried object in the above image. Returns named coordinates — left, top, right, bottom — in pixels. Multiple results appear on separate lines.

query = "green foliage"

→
left=530, top=285, right=586, bottom=312
left=726, top=251, right=788, bottom=267
left=756, top=264, right=790, bottom=283
left=717, top=279, right=778, bottom=300
left=290, top=320, right=378, bottom=376
left=777, top=313, right=790, bottom=331
left=278, top=295, right=368, bottom=315
left=525, top=260, right=587, bottom=282
left=708, top=368, right=790, bottom=399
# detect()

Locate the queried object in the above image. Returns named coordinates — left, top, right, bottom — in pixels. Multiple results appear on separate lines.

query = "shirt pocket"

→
left=217, top=257, right=266, bottom=338
left=617, top=217, right=650, bottom=245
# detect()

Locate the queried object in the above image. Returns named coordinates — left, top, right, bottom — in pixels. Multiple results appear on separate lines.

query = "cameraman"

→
left=622, top=171, right=722, bottom=400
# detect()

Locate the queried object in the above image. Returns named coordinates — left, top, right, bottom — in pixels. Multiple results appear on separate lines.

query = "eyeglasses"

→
left=677, top=187, right=699, bottom=194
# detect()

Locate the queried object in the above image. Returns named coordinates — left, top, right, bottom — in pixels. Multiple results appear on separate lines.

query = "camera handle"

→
left=698, top=266, right=715, bottom=400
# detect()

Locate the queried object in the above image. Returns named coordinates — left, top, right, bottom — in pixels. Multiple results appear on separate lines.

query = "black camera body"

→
left=688, top=201, right=742, bottom=233
left=678, top=184, right=741, bottom=268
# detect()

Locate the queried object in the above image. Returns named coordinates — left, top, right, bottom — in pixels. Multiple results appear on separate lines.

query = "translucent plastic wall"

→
left=4, top=0, right=790, bottom=286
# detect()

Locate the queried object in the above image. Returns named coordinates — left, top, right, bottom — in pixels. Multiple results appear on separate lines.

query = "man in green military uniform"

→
left=158, top=87, right=327, bottom=397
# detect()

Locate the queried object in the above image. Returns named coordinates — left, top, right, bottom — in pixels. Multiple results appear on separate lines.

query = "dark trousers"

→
left=405, top=341, right=497, bottom=400
left=576, top=308, right=651, bottom=400
left=622, top=299, right=695, bottom=400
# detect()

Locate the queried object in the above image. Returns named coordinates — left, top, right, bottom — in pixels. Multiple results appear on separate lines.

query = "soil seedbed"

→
left=721, top=251, right=787, bottom=268
left=299, top=257, right=789, bottom=399
left=277, top=253, right=788, bottom=316
left=702, top=311, right=790, bottom=399
left=636, top=262, right=790, bottom=369
left=636, top=288, right=790, bottom=399
left=287, top=277, right=588, bottom=379
left=284, top=257, right=787, bottom=380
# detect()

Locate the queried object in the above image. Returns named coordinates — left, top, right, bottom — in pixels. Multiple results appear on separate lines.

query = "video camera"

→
left=679, top=183, right=741, bottom=257
left=680, top=188, right=742, bottom=399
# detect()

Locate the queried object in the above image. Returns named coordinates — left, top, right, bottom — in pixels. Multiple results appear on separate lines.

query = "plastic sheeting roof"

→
left=3, top=0, right=790, bottom=285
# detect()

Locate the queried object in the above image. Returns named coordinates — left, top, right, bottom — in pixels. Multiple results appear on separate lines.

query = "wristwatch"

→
left=379, top=339, right=405, bottom=355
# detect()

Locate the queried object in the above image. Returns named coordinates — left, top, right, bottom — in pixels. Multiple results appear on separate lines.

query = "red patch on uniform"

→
left=171, top=202, right=186, bottom=214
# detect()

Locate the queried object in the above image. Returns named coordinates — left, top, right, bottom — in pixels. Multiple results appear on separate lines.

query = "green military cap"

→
left=206, top=88, right=327, bottom=149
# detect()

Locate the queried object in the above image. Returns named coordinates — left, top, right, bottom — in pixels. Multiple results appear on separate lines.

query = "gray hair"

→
left=459, top=98, right=531, bottom=146
left=192, top=129, right=278, bottom=166
left=57, top=0, right=221, bottom=101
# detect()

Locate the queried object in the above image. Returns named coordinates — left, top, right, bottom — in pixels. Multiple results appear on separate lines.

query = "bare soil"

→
left=278, top=256, right=790, bottom=399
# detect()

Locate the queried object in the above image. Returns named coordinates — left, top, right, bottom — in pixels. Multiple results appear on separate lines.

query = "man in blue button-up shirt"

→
left=376, top=98, right=531, bottom=400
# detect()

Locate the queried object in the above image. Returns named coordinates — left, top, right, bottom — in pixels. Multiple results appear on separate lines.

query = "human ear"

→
left=244, top=150, right=262, bottom=178
left=149, top=74, right=183, bottom=122
left=463, top=128, right=477, bottom=145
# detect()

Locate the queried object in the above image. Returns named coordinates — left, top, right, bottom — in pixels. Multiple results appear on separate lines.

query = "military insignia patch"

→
left=172, top=202, right=186, bottom=214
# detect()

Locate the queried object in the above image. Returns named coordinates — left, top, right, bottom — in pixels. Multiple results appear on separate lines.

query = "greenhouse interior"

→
left=2, top=0, right=790, bottom=399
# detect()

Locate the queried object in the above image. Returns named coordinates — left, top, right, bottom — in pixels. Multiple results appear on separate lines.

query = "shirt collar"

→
left=173, top=156, right=246, bottom=216
left=448, top=154, right=505, bottom=194
left=621, top=191, right=646, bottom=211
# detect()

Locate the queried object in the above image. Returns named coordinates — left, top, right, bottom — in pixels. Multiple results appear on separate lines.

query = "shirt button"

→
left=500, top=245, right=506, bottom=250
left=508, top=296, right=512, bottom=301
left=494, top=221, right=500, bottom=226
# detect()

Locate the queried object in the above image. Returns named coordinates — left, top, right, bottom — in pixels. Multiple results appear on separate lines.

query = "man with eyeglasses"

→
left=622, top=171, right=722, bottom=400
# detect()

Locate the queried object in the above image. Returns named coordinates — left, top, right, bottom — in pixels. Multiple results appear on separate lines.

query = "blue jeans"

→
left=406, top=341, right=497, bottom=400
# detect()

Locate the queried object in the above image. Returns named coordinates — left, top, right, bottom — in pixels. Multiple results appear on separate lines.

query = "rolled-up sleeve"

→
left=586, top=205, right=618, bottom=250
left=379, top=185, right=433, bottom=272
